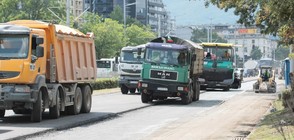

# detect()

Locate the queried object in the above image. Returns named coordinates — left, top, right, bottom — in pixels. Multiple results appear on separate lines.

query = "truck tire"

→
left=195, top=83, right=200, bottom=101
left=31, top=90, right=42, bottom=122
left=121, top=85, right=128, bottom=94
left=0, top=109, right=5, bottom=118
left=192, top=83, right=197, bottom=101
left=181, top=92, right=192, bottom=105
left=49, top=90, right=61, bottom=119
left=130, top=88, right=136, bottom=94
left=67, top=87, right=82, bottom=115
left=223, top=86, right=230, bottom=91
left=141, top=93, right=150, bottom=103
left=81, top=85, right=92, bottom=113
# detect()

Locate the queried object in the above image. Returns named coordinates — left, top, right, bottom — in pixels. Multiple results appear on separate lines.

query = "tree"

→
left=207, top=0, right=294, bottom=44
left=126, top=24, right=156, bottom=46
left=109, top=5, right=123, bottom=24
left=0, top=0, right=65, bottom=22
left=250, top=47, right=262, bottom=60
left=109, top=5, right=144, bottom=27
left=79, top=13, right=127, bottom=59
left=190, top=28, right=227, bottom=43
left=275, top=46, right=290, bottom=60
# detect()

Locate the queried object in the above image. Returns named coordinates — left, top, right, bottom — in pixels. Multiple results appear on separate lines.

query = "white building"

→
left=213, top=25, right=278, bottom=60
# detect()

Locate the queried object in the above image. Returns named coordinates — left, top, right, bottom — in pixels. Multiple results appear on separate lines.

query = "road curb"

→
left=21, top=104, right=152, bottom=140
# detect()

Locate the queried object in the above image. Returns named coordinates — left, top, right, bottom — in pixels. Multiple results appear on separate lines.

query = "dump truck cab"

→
left=118, top=44, right=145, bottom=94
left=138, top=36, right=203, bottom=104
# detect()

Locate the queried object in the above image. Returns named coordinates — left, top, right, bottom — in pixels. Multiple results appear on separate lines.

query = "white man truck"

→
left=118, top=44, right=145, bottom=94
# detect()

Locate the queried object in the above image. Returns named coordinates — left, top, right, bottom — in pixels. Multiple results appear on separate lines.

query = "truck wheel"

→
left=49, top=89, right=61, bottom=119
left=195, top=83, right=200, bottom=101
left=31, top=90, right=42, bottom=122
left=130, top=88, right=136, bottom=93
left=200, top=86, right=206, bottom=90
left=81, top=85, right=92, bottom=113
left=0, top=109, right=5, bottom=118
left=141, top=93, right=150, bottom=103
left=223, top=86, right=230, bottom=91
left=192, top=83, right=197, bottom=101
left=67, top=87, right=82, bottom=115
left=121, top=85, right=128, bottom=94
left=181, top=95, right=190, bottom=105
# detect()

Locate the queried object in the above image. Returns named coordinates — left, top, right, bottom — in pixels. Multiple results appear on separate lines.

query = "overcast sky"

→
left=162, top=0, right=239, bottom=25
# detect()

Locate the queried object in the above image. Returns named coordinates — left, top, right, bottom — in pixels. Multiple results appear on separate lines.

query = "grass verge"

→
left=248, top=99, right=294, bottom=140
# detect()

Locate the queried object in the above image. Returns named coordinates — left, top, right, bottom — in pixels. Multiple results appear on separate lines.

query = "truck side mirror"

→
left=191, top=54, right=196, bottom=61
left=36, top=37, right=44, bottom=45
left=115, top=56, right=119, bottom=64
left=36, top=46, right=44, bottom=57
left=138, top=48, right=142, bottom=56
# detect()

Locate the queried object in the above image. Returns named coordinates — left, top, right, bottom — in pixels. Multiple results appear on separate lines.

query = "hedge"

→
left=91, top=79, right=118, bottom=90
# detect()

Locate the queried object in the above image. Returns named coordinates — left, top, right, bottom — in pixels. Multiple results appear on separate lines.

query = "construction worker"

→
left=223, top=50, right=231, bottom=59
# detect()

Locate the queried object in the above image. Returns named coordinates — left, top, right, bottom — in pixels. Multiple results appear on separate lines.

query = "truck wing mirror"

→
left=36, top=46, right=44, bottom=57
left=138, top=48, right=142, bottom=55
left=36, top=37, right=44, bottom=45
left=115, top=56, right=119, bottom=64
left=191, top=54, right=196, bottom=61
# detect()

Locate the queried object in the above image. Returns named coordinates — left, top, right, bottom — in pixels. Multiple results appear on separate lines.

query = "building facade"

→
left=83, top=0, right=173, bottom=36
left=221, top=26, right=278, bottom=60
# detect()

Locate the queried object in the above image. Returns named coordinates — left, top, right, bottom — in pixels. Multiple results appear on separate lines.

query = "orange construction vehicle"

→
left=0, top=20, right=96, bottom=122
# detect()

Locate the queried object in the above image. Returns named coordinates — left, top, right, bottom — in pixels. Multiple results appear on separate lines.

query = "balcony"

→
left=148, top=0, right=164, bottom=7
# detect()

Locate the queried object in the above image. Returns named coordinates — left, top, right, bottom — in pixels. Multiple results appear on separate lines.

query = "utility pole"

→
left=66, top=0, right=70, bottom=26
left=158, top=15, right=161, bottom=37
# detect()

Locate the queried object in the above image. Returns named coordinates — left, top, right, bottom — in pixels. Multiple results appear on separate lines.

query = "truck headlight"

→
left=14, top=85, right=31, bottom=93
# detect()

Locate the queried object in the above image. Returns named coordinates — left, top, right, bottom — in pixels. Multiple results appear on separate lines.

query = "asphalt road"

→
left=0, top=77, right=281, bottom=140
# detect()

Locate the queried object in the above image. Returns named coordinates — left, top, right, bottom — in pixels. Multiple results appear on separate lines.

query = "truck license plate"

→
left=130, top=81, right=138, bottom=84
left=157, top=87, right=168, bottom=91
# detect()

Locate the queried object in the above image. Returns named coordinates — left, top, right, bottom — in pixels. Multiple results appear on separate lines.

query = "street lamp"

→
left=123, top=0, right=136, bottom=35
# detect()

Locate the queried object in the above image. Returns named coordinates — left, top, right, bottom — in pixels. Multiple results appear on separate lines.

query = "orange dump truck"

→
left=0, top=20, right=96, bottom=122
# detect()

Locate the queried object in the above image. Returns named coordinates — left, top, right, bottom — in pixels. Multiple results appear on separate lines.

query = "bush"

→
left=91, top=79, right=118, bottom=90
left=281, top=89, right=294, bottom=112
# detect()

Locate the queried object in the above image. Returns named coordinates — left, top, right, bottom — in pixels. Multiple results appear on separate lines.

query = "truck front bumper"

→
left=198, top=78, right=234, bottom=88
left=118, top=76, right=141, bottom=88
left=0, top=84, right=37, bottom=109
left=138, top=80, right=189, bottom=97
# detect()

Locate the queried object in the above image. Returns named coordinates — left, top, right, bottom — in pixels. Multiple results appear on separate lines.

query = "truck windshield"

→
left=0, top=35, right=29, bottom=59
left=97, top=60, right=111, bottom=68
left=120, top=50, right=144, bottom=63
left=145, top=48, right=187, bottom=66
left=204, top=47, right=233, bottom=61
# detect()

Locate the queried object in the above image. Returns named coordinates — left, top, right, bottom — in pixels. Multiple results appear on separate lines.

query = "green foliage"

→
left=126, top=24, right=156, bottom=46
left=207, top=0, right=294, bottom=44
left=190, top=28, right=227, bottom=43
left=92, top=79, right=118, bottom=90
left=250, top=47, right=262, bottom=60
left=79, top=13, right=127, bottom=59
left=0, top=0, right=65, bottom=22
left=275, top=46, right=290, bottom=60
left=109, top=5, right=123, bottom=24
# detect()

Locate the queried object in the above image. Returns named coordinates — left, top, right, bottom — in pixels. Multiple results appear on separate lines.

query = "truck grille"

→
left=150, top=70, right=177, bottom=81
left=0, top=71, right=20, bottom=79
left=122, top=69, right=141, bottom=74
left=201, top=69, right=233, bottom=82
